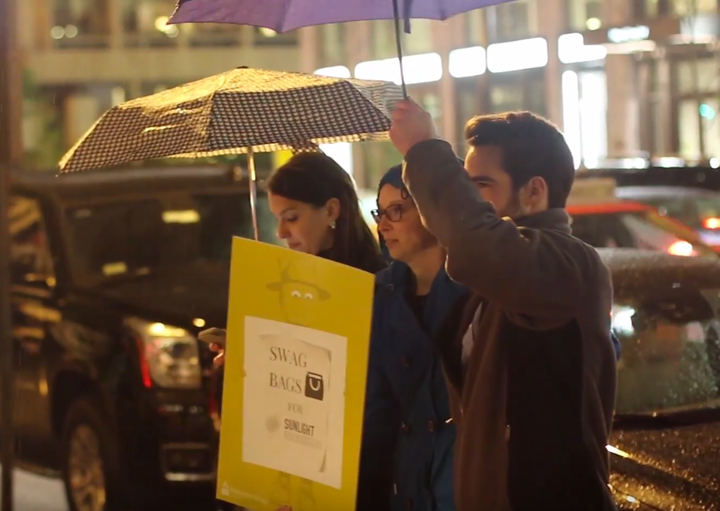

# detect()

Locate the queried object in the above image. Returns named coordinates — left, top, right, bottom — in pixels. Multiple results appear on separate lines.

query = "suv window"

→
left=9, top=195, right=55, bottom=286
left=613, top=287, right=720, bottom=415
left=571, top=210, right=717, bottom=257
left=64, top=191, right=277, bottom=286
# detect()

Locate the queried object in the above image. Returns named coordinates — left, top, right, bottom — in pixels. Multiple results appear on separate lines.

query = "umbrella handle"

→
left=247, top=148, right=260, bottom=241
left=391, top=0, right=408, bottom=98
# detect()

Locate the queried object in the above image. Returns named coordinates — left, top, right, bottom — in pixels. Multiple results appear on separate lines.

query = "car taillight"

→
left=703, top=217, right=720, bottom=229
left=126, top=317, right=202, bottom=389
left=667, top=240, right=697, bottom=257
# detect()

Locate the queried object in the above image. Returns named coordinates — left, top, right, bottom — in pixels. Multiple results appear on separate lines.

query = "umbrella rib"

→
left=279, top=0, right=293, bottom=34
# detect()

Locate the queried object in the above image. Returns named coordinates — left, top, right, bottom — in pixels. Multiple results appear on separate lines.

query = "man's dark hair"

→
left=464, top=111, right=575, bottom=209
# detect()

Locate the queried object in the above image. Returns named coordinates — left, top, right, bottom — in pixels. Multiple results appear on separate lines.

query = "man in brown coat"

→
left=389, top=100, right=618, bottom=511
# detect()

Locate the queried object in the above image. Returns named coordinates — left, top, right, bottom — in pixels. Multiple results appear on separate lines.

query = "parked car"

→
left=616, top=186, right=720, bottom=249
left=604, top=248, right=720, bottom=511
left=6, top=166, right=277, bottom=511
left=567, top=178, right=717, bottom=257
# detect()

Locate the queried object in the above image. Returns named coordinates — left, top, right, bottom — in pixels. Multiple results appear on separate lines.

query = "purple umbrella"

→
left=169, top=0, right=517, bottom=96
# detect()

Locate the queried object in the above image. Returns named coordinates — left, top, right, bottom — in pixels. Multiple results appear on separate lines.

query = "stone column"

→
left=603, top=0, right=641, bottom=157
left=536, top=0, right=564, bottom=126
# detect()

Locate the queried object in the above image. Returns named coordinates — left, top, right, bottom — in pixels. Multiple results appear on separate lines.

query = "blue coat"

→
left=358, top=262, right=468, bottom=511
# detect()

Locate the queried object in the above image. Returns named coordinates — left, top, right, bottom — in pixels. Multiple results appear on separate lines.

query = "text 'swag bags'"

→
left=217, top=237, right=375, bottom=511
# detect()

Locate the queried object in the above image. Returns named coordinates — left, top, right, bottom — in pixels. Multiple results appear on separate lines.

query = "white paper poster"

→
left=242, top=316, right=348, bottom=489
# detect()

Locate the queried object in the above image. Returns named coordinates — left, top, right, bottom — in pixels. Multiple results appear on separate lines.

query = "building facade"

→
left=17, top=0, right=301, bottom=169
left=299, top=0, right=720, bottom=188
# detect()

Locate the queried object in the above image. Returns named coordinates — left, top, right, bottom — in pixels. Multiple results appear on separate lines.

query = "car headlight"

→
left=126, top=317, right=201, bottom=389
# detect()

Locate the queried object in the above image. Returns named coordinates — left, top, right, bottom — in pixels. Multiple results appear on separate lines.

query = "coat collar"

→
left=514, top=208, right=572, bottom=234
left=377, top=261, right=468, bottom=336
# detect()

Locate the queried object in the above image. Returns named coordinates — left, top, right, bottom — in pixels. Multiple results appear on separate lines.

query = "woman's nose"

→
left=276, top=223, right=290, bottom=239
left=377, top=216, right=392, bottom=234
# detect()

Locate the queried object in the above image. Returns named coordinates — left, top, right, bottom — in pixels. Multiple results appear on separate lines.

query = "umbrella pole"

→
left=391, top=0, right=408, bottom=98
left=247, top=149, right=260, bottom=241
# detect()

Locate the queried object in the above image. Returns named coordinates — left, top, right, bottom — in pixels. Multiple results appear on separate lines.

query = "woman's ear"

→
left=325, top=197, right=341, bottom=223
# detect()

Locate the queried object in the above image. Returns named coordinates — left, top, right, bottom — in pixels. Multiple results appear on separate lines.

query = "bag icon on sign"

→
left=304, top=372, right=324, bottom=401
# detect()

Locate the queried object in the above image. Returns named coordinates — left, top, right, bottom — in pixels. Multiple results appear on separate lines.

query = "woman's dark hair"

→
left=267, top=152, right=386, bottom=273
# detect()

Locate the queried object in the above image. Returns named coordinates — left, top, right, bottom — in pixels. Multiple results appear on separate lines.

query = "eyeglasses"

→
left=371, top=204, right=405, bottom=224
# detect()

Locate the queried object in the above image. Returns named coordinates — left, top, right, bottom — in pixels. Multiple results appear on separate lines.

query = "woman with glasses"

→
left=358, top=163, right=468, bottom=511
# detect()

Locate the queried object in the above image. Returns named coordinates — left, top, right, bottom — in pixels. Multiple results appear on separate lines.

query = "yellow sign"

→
left=217, top=237, right=375, bottom=511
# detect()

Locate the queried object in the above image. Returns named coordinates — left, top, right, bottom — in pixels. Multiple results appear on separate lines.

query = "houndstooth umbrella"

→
left=58, top=67, right=404, bottom=174
left=59, top=67, right=403, bottom=240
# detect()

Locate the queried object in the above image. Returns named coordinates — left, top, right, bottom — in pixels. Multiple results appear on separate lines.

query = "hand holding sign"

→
left=198, top=327, right=227, bottom=367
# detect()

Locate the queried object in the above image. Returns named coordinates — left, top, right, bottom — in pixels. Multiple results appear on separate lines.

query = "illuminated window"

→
left=562, top=70, right=608, bottom=169
left=320, top=143, right=354, bottom=175
left=354, top=53, right=443, bottom=85
left=314, top=66, right=352, bottom=79
left=449, top=47, right=487, bottom=78
left=558, top=33, right=606, bottom=64
left=487, top=38, right=548, bottom=73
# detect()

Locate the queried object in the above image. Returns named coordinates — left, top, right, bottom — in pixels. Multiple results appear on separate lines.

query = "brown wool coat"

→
left=402, top=140, right=618, bottom=511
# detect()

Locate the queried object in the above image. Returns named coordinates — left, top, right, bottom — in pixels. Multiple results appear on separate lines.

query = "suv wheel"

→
left=61, top=399, right=122, bottom=511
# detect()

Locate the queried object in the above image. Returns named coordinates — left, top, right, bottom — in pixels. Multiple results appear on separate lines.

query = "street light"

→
left=0, top=0, right=20, bottom=507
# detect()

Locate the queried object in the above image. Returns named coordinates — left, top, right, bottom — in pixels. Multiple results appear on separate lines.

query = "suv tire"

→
left=60, top=398, right=124, bottom=511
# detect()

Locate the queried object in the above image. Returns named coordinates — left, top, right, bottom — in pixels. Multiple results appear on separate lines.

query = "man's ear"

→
left=526, top=176, right=548, bottom=207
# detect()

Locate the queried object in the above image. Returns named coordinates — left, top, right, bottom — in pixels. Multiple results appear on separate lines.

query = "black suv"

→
left=7, top=166, right=275, bottom=511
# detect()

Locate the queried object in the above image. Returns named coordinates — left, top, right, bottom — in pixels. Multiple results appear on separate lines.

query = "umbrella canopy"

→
left=169, top=0, right=517, bottom=32
left=59, top=67, right=403, bottom=173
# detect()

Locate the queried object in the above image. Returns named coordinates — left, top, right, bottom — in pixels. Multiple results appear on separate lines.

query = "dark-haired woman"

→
left=203, top=151, right=386, bottom=365
left=265, top=151, right=385, bottom=274
left=201, top=153, right=387, bottom=511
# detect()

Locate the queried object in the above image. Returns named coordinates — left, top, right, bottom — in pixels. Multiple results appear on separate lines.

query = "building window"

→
left=676, top=59, right=717, bottom=95
left=644, top=0, right=717, bottom=17
left=463, top=9, right=486, bottom=46
left=363, top=142, right=402, bottom=189
left=672, top=0, right=718, bottom=15
left=404, top=19, right=435, bottom=55
left=678, top=99, right=720, bottom=159
left=319, top=25, right=346, bottom=66
left=488, top=74, right=546, bottom=116
left=23, top=79, right=66, bottom=170
left=371, top=21, right=399, bottom=60
left=9, top=197, right=55, bottom=285
left=562, top=70, right=608, bottom=168
left=566, top=0, right=603, bottom=31
left=52, top=0, right=110, bottom=48
left=253, top=27, right=298, bottom=46
left=673, top=58, right=720, bottom=160
left=455, top=80, right=481, bottom=150
left=122, top=0, right=179, bottom=47
left=486, top=0, right=537, bottom=41
left=183, top=24, right=242, bottom=47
